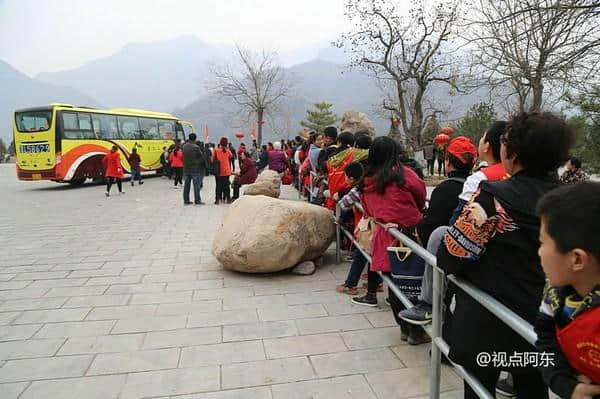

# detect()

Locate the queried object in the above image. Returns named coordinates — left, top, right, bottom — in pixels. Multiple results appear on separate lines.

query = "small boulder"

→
left=243, top=170, right=281, bottom=198
left=212, top=195, right=335, bottom=273
left=291, top=261, right=316, bottom=275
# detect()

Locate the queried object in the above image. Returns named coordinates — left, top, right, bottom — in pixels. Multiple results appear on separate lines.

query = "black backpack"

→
left=211, top=158, right=221, bottom=175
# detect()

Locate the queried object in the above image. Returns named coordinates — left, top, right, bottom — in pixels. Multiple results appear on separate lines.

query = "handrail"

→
left=334, top=201, right=538, bottom=398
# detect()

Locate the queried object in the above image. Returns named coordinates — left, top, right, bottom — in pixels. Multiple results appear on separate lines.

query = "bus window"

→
left=139, top=118, right=160, bottom=139
left=92, top=114, right=118, bottom=139
left=181, top=122, right=194, bottom=137
left=15, top=110, right=52, bottom=133
left=118, top=116, right=140, bottom=140
left=159, top=120, right=175, bottom=140
left=61, top=112, right=95, bottom=139
left=77, top=113, right=94, bottom=139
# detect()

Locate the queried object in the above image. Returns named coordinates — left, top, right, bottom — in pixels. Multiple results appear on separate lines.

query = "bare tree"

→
left=208, top=45, right=294, bottom=145
left=337, top=0, right=462, bottom=149
left=465, top=0, right=600, bottom=111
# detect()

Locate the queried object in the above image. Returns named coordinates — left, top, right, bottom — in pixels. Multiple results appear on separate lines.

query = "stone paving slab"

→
left=0, top=165, right=463, bottom=398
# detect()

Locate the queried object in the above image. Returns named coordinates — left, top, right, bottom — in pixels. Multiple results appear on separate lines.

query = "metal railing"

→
left=334, top=202, right=538, bottom=399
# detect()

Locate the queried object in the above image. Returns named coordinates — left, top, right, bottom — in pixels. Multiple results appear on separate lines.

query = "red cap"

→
left=447, top=136, right=477, bottom=165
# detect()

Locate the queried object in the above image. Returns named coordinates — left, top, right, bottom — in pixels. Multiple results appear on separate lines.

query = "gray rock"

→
left=290, top=261, right=316, bottom=275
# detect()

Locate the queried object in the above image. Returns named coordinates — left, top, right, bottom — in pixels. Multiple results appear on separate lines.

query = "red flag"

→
left=250, top=125, right=257, bottom=140
left=204, top=124, right=209, bottom=141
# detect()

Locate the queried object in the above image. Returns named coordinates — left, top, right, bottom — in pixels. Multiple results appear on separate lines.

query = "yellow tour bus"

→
left=13, top=103, right=195, bottom=184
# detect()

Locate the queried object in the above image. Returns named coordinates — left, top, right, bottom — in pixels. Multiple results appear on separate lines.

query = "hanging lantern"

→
left=235, top=131, right=245, bottom=139
left=434, top=133, right=451, bottom=146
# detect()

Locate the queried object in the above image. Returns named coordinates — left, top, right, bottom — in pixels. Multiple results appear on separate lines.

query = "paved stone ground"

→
left=0, top=164, right=463, bottom=399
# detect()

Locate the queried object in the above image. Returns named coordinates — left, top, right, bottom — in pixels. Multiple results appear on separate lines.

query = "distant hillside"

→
left=16, top=35, right=488, bottom=145
left=37, top=36, right=231, bottom=112
left=0, top=60, right=99, bottom=144
left=175, top=59, right=391, bottom=143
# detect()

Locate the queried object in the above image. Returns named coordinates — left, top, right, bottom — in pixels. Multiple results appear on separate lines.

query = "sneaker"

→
left=195, top=201, right=205, bottom=205
left=184, top=201, right=193, bottom=205
left=407, top=325, right=432, bottom=345
left=139, top=181, right=143, bottom=185
left=336, top=284, right=359, bottom=295
left=131, top=181, right=134, bottom=186
left=398, top=302, right=433, bottom=325
left=360, top=273, right=368, bottom=281
left=214, top=200, right=220, bottom=205
left=119, top=191, right=125, bottom=194
left=351, top=294, right=377, bottom=307
left=105, top=192, right=109, bottom=197
left=343, top=254, right=353, bottom=262
left=495, top=375, right=516, bottom=398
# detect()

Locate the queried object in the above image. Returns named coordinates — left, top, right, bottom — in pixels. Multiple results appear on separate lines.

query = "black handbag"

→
left=211, top=158, right=221, bottom=175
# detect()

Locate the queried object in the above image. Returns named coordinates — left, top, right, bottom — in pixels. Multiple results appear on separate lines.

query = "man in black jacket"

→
left=182, top=133, right=206, bottom=205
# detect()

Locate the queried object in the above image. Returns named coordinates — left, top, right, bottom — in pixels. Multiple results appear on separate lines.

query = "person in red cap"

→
left=399, top=135, right=478, bottom=328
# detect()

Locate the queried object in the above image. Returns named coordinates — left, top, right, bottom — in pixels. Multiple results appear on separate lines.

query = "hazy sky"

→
left=0, top=0, right=347, bottom=76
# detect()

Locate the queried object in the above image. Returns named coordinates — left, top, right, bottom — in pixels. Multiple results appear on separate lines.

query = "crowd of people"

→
left=282, top=113, right=598, bottom=399
left=99, top=112, right=599, bottom=398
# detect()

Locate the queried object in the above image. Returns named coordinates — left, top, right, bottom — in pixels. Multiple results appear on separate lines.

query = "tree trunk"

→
left=530, top=82, right=544, bottom=111
left=257, top=109, right=264, bottom=146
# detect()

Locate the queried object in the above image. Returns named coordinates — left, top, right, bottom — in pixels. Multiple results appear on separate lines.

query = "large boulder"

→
left=243, top=170, right=281, bottom=198
left=340, top=111, right=376, bottom=137
left=212, top=195, right=336, bottom=273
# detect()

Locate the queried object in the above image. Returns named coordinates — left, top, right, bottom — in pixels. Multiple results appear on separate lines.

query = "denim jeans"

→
left=419, top=225, right=448, bottom=304
left=183, top=174, right=202, bottom=204
left=344, top=247, right=382, bottom=288
left=131, top=167, right=142, bottom=182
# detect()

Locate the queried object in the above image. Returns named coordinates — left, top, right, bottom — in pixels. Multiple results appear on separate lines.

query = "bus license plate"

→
left=20, top=144, right=50, bottom=153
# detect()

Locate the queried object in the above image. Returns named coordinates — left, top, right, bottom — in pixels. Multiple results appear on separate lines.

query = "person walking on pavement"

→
left=182, top=133, right=206, bottom=205
left=128, top=147, right=143, bottom=186
left=102, top=145, right=125, bottom=197
left=169, top=145, right=184, bottom=188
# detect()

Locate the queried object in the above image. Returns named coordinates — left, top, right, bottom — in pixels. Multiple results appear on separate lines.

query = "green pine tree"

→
left=8, top=139, right=16, bottom=156
left=300, top=102, right=339, bottom=133
left=454, top=103, right=497, bottom=143
left=0, top=138, right=7, bottom=156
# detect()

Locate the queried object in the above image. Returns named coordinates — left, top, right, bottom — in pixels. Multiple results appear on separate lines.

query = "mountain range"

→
left=2, top=35, right=484, bottom=145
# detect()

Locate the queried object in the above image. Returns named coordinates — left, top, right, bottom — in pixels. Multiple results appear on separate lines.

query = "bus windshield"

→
left=15, top=111, right=53, bottom=133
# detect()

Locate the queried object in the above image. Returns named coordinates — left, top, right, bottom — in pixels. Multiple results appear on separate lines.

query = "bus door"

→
left=13, top=108, right=57, bottom=179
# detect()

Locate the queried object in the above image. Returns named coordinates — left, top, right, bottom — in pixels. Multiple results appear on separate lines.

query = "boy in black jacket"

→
left=535, top=182, right=600, bottom=399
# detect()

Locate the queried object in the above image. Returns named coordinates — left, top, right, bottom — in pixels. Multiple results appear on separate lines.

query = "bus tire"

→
left=68, top=178, right=86, bottom=186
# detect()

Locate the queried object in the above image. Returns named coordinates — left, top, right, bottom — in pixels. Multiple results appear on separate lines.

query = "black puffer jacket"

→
left=437, top=172, right=560, bottom=371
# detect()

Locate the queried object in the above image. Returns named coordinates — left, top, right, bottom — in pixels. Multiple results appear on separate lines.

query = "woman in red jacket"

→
left=102, top=145, right=125, bottom=197
left=352, top=136, right=426, bottom=298
left=169, top=145, right=184, bottom=187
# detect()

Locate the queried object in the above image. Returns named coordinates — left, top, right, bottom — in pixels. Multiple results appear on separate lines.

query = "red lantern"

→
left=434, top=133, right=451, bottom=146
left=235, top=131, right=245, bottom=139
left=440, top=127, right=455, bottom=136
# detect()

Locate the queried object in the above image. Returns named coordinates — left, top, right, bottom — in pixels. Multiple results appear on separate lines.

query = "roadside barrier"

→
left=334, top=202, right=538, bottom=399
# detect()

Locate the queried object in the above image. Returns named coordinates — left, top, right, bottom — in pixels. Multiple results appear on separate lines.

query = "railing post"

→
left=335, top=203, right=341, bottom=263
left=429, top=265, right=443, bottom=399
